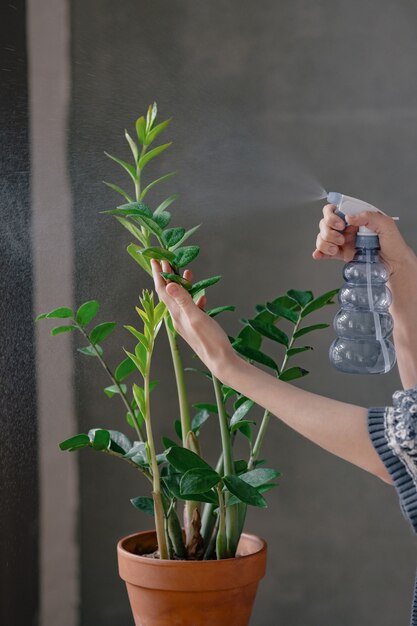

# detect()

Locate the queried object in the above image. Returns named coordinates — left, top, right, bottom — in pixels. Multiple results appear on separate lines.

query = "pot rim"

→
left=117, top=529, right=267, bottom=567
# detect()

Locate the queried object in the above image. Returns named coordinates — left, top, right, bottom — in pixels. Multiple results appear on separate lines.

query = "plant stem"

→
left=248, top=410, right=271, bottom=470
left=164, top=317, right=192, bottom=443
left=144, top=345, right=169, bottom=560
left=215, top=484, right=227, bottom=560
left=248, top=314, right=302, bottom=469
left=239, top=314, right=304, bottom=536
left=212, top=375, right=239, bottom=557
left=76, top=323, right=145, bottom=441
left=200, top=453, right=223, bottom=545
left=163, top=316, right=197, bottom=546
left=101, top=447, right=152, bottom=482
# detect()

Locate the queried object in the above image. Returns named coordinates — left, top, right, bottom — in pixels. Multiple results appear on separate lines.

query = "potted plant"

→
left=36, top=103, right=338, bottom=626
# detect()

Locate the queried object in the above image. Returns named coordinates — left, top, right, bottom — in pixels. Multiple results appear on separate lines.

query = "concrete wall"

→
left=20, top=0, right=417, bottom=624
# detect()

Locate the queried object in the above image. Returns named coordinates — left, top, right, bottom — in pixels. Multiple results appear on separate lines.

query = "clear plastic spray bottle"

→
left=327, top=192, right=396, bottom=375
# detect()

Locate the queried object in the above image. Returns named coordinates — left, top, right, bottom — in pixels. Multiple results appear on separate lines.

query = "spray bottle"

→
left=327, top=192, right=396, bottom=374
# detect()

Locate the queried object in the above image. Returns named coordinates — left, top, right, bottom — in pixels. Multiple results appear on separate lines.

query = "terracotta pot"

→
left=117, top=529, right=267, bottom=626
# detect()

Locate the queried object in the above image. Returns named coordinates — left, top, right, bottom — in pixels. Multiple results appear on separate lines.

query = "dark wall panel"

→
left=0, top=2, right=39, bottom=626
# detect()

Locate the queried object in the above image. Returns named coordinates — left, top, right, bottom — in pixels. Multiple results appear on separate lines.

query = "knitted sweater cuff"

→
left=368, top=404, right=417, bottom=533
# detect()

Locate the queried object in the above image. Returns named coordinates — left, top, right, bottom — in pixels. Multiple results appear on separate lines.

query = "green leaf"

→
left=77, top=344, right=103, bottom=357
left=248, top=319, right=288, bottom=347
left=173, top=245, right=200, bottom=268
left=192, top=402, right=218, bottom=413
left=89, top=429, right=111, bottom=450
left=124, top=441, right=147, bottom=462
left=114, top=356, right=137, bottom=382
left=115, top=217, right=147, bottom=245
left=207, top=305, right=235, bottom=318
left=171, top=223, right=201, bottom=250
left=35, top=313, right=48, bottom=321
left=191, top=409, right=210, bottom=433
left=42, top=306, right=73, bottom=319
left=135, top=341, right=148, bottom=372
left=230, top=420, right=255, bottom=437
left=108, top=430, right=132, bottom=454
left=103, top=384, right=127, bottom=398
left=124, top=325, right=149, bottom=349
left=127, top=244, right=152, bottom=274
left=174, top=419, right=182, bottom=441
left=125, top=130, right=138, bottom=161
left=279, top=366, right=309, bottom=381
left=238, top=468, right=281, bottom=487
left=180, top=468, right=220, bottom=495
left=141, top=172, right=176, bottom=200
left=131, top=496, right=154, bottom=516
left=236, top=325, right=262, bottom=350
left=132, top=384, right=146, bottom=415
left=234, top=460, right=248, bottom=474
left=76, top=300, right=99, bottom=327
left=185, top=367, right=213, bottom=381
left=138, top=143, right=172, bottom=169
left=301, top=289, right=339, bottom=318
left=59, top=433, right=90, bottom=451
left=166, top=446, right=214, bottom=473
left=163, top=474, right=218, bottom=504
left=141, top=246, right=176, bottom=263
left=189, top=276, right=222, bottom=297
left=229, top=399, right=255, bottom=427
left=160, top=272, right=192, bottom=290
left=135, top=116, right=146, bottom=144
left=51, top=325, right=75, bottom=336
left=287, top=289, right=314, bottom=307
left=126, top=349, right=146, bottom=378
left=104, top=152, right=137, bottom=183
left=145, top=118, right=172, bottom=145
left=162, top=227, right=185, bottom=248
left=162, top=436, right=179, bottom=449
left=154, top=301, right=166, bottom=328
left=152, top=210, right=171, bottom=229
left=232, top=341, right=279, bottom=372
left=222, top=385, right=237, bottom=402
left=133, top=214, right=163, bottom=240
left=103, top=180, right=133, bottom=203
left=286, top=346, right=313, bottom=357
left=154, top=194, right=178, bottom=216
left=105, top=201, right=152, bottom=218
left=266, top=300, right=298, bottom=323
left=146, top=102, right=158, bottom=130
left=223, top=475, right=267, bottom=508
left=89, top=322, right=116, bottom=345
left=293, top=323, right=329, bottom=339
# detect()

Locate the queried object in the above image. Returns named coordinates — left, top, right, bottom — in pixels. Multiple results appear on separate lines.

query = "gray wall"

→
left=33, top=0, right=417, bottom=624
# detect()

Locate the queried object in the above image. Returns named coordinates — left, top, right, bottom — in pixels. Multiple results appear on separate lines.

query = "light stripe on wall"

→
left=27, top=0, right=79, bottom=624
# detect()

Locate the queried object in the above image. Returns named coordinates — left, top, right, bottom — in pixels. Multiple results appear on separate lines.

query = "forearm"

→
left=213, top=353, right=391, bottom=483
left=388, top=247, right=417, bottom=389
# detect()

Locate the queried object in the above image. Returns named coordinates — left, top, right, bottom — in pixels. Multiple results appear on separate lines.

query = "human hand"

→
left=312, top=203, right=411, bottom=275
left=150, top=259, right=236, bottom=376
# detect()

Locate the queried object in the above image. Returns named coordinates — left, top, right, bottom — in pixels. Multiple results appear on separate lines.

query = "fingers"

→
left=319, top=217, right=345, bottom=247
left=345, top=210, right=397, bottom=235
left=196, top=294, right=206, bottom=310
left=323, top=204, right=345, bottom=230
left=315, top=232, right=340, bottom=257
left=183, top=268, right=193, bottom=282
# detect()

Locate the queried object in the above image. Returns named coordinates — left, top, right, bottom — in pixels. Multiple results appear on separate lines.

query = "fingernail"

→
left=329, top=245, right=337, bottom=254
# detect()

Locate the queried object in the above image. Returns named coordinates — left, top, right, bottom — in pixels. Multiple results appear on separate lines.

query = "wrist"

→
left=389, top=245, right=417, bottom=279
left=209, top=349, right=244, bottom=387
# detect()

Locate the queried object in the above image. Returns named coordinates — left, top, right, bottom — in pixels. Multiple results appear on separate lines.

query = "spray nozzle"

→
left=327, top=192, right=380, bottom=237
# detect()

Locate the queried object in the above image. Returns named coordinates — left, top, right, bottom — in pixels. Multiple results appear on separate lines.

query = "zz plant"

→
left=36, top=103, right=338, bottom=560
